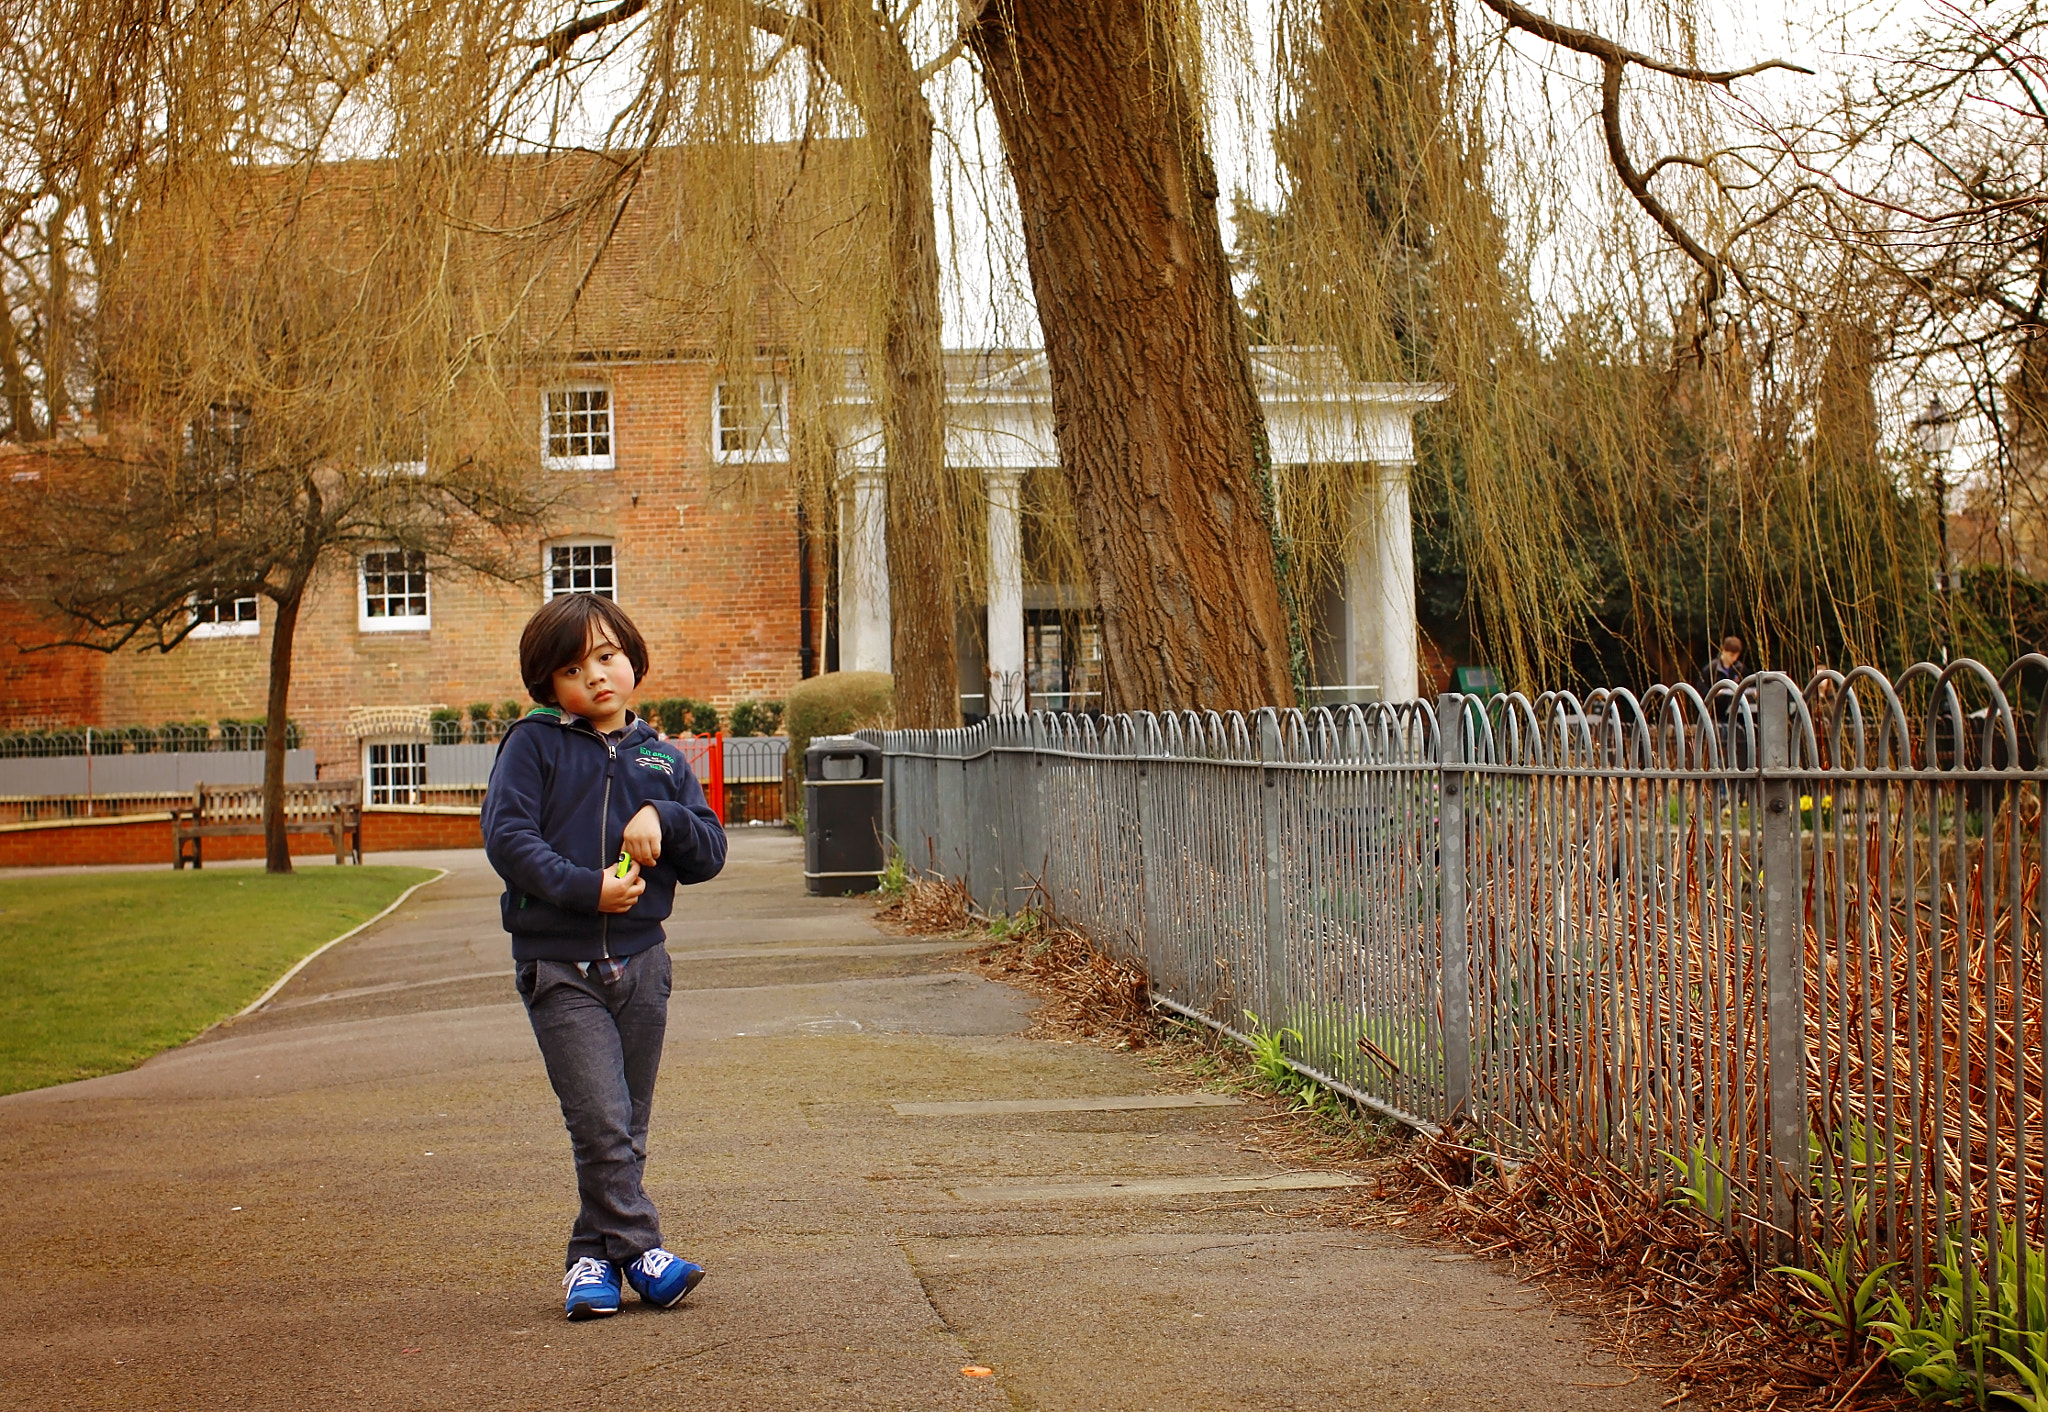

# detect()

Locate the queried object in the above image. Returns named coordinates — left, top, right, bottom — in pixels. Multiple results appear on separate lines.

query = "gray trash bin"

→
left=803, top=735, right=884, bottom=896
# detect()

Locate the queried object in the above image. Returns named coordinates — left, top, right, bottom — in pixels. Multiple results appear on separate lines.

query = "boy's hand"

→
left=599, top=858, right=644, bottom=913
left=622, top=803, right=663, bottom=868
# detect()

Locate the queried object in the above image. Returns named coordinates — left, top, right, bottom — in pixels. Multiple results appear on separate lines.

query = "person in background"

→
left=1701, top=634, right=1748, bottom=767
left=1702, top=634, right=1746, bottom=706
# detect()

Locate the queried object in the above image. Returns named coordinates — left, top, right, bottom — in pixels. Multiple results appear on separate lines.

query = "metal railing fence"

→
left=871, top=659, right=2048, bottom=1288
left=0, top=722, right=304, bottom=756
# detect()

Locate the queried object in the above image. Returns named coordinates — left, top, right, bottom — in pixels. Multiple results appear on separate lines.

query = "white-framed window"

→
left=359, top=549, right=430, bottom=631
left=543, top=384, right=614, bottom=470
left=189, top=590, right=259, bottom=639
left=545, top=540, right=617, bottom=600
left=714, top=377, right=788, bottom=462
left=184, top=399, right=251, bottom=475
left=364, top=739, right=427, bottom=805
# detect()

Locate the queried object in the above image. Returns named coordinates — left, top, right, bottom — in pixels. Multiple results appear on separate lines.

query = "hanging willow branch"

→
left=1473, top=0, right=1811, bottom=304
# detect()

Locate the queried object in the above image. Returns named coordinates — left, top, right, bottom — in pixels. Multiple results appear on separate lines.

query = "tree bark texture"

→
left=971, top=0, right=1296, bottom=713
left=262, top=582, right=302, bottom=873
left=800, top=2, right=960, bottom=728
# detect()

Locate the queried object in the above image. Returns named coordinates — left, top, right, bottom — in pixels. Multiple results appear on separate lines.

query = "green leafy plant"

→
left=1662, top=1140, right=1741, bottom=1224
left=1870, top=1228, right=2048, bottom=1407
left=1777, top=1238, right=1895, bottom=1349
left=688, top=701, right=720, bottom=736
left=729, top=700, right=784, bottom=737
left=1241, top=1012, right=1349, bottom=1121
left=1243, top=1012, right=1302, bottom=1087
left=431, top=707, right=464, bottom=745
left=641, top=698, right=695, bottom=738
left=876, top=849, right=908, bottom=897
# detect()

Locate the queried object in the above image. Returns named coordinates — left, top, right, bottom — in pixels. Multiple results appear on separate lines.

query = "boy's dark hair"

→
left=520, top=594, right=650, bottom=705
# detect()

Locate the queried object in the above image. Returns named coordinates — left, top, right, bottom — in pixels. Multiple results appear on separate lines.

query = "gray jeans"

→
left=515, top=946, right=672, bottom=1269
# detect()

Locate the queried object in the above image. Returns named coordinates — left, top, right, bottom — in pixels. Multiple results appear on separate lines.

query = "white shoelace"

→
left=564, top=1256, right=612, bottom=1289
left=635, top=1248, right=673, bottom=1277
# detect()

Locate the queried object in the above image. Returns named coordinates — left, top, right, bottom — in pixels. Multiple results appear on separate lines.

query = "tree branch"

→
left=1471, top=0, right=1811, bottom=87
left=744, top=3, right=828, bottom=54
left=1598, top=59, right=1741, bottom=303
left=519, top=0, right=651, bottom=63
left=1472, top=0, right=1811, bottom=302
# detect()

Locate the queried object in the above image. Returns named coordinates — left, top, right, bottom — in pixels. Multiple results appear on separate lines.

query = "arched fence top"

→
left=865, top=659, right=2048, bottom=775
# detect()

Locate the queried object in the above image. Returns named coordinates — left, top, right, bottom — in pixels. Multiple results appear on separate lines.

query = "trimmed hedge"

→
left=727, top=699, right=785, bottom=737
left=784, top=672, right=893, bottom=781
left=0, top=719, right=303, bottom=758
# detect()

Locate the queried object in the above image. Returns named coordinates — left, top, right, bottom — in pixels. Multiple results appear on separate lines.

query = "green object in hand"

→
left=615, top=852, right=632, bottom=878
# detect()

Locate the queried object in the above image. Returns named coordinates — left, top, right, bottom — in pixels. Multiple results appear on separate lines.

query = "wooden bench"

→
left=172, top=780, right=363, bottom=868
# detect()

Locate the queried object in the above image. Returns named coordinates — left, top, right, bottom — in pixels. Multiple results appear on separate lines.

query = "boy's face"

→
left=550, top=628, right=638, bottom=733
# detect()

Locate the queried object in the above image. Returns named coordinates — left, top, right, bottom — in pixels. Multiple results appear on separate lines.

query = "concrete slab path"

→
left=0, top=834, right=1661, bottom=1411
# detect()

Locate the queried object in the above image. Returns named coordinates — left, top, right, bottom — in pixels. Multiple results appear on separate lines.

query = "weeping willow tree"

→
left=0, top=155, right=571, bottom=870
left=5, top=0, right=1978, bottom=739
left=0, top=0, right=882, bottom=865
left=1233, top=0, right=1941, bottom=690
left=389, top=0, right=977, bottom=728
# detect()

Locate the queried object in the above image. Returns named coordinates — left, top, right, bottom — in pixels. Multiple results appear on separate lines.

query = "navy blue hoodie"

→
left=482, top=707, right=727, bottom=962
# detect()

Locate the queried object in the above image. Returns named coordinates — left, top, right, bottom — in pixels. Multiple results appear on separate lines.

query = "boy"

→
left=482, top=593, right=728, bottom=1319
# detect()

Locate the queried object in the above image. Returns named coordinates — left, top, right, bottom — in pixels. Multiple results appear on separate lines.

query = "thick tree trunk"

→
left=804, top=2, right=960, bottom=728
left=970, top=0, right=1296, bottom=713
left=262, top=583, right=303, bottom=873
left=44, top=197, right=71, bottom=427
left=874, top=77, right=959, bottom=729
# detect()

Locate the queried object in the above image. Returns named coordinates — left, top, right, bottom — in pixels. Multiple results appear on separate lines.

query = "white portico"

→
left=832, top=349, right=1446, bottom=711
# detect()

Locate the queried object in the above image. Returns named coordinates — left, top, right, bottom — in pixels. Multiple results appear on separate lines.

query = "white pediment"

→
left=832, top=346, right=1447, bottom=470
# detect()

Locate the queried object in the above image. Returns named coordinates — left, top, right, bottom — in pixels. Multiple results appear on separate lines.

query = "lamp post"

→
left=1912, top=396, right=1958, bottom=659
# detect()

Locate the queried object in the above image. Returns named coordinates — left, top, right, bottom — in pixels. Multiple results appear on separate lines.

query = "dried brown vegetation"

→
left=1364, top=1142, right=1917, bottom=1409
left=872, top=872, right=974, bottom=934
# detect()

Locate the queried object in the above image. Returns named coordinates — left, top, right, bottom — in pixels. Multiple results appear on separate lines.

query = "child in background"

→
left=482, top=593, right=727, bottom=1318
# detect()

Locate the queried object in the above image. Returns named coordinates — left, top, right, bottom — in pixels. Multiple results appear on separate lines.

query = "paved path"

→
left=0, top=835, right=1661, bottom=1410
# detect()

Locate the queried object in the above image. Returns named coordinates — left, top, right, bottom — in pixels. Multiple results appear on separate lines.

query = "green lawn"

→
left=0, top=866, right=439, bottom=1095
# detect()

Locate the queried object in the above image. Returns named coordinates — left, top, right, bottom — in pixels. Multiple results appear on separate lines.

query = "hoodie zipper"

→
left=564, top=718, right=623, bottom=961
left=597, top=732, right=617, bottom=959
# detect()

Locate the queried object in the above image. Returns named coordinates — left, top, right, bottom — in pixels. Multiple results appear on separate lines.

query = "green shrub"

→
left=688, top=701, right=720, bottom=735
left=638, top=698, right=694, bottom=737
left=157, top=721, right=211, bottom=752
left=728, top=699, right=785, bottom=737
left=211, top=717, right=302, bottom=750
left=465, top=702, right=494, bottom=743
left=498, top=700, right=522, bottom=725
left=432, top=708, right=465, bottom=745
left=784, top=672, right=893, bottom=781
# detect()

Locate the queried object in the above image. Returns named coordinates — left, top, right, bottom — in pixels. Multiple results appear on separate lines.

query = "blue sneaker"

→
left=563, top=1256, right=622, bottom=1319
left=624, top=1248, right=705, bottom=1308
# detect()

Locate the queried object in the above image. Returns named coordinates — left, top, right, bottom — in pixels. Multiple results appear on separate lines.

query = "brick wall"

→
left=67, top=360, right=808, bottom=778
left=0, top=602, right=105, bottom=729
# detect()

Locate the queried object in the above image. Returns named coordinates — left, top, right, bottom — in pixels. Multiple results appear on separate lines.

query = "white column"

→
left=1345, top=461, right=1420, bottom=704
left=983, top=467, right=1026, bottom=714
left=839, top=468, right=891, bottom=674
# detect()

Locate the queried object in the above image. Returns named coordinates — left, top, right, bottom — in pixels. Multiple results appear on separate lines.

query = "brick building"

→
left=0, top=147, right=859, bottom=789
left=2, top=148, right=1447, bottom=796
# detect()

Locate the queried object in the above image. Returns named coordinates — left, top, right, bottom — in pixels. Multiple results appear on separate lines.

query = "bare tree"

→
left=1, top=164, right=561, bottom=871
